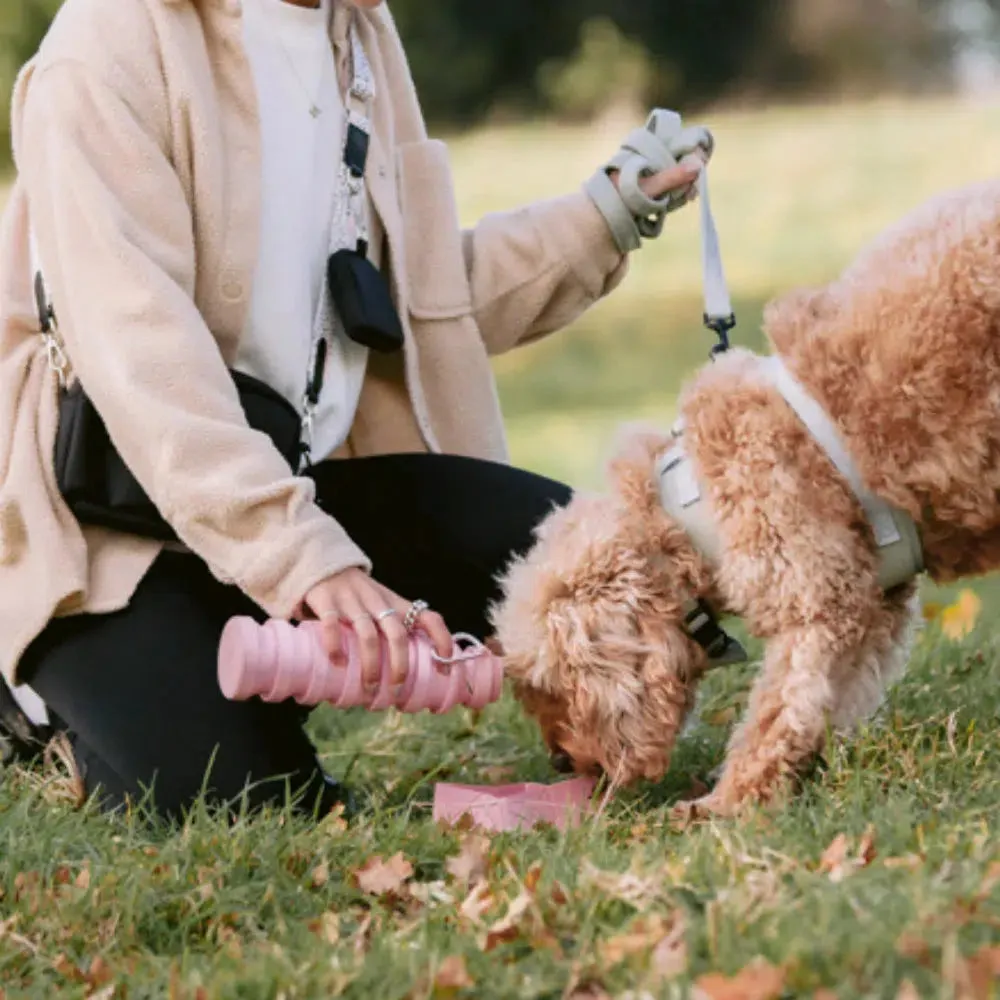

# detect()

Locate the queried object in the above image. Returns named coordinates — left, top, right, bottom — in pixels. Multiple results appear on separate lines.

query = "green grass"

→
left=3, top=98, right=1000, bottom=997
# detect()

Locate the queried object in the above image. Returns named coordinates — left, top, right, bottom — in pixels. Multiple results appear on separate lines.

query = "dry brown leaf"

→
left=976, top=861, right=1000, bottom=900
left=956, top=945, right=1000, bottom=1000
left=458, top=882, right=495, bottom=924
left=580, top=861, right=667, bottom=910
left=857, top=825, right=877, bottom=867
left=818, top=834, right=850, bottom=879
left=651, top=912, right=689, bottom=981
left=75, top=866, right=92, bottom=891
left=940, top=589, right=982, bottom=641
left=308, top=911, right=340, bottom=945
left=445, top=834, right=491, bottom=887
left=693, top=958, right=786, bottom=1000
left=818, top=830, right=876, bottom=882
left=896, top=933, right=932, bottom=966
left=523, top=861, right=543, bottom=894
left=87, top=956, right=112, bottom=988
left=310, top=861, right=330, bottom=889
left=355, top=853, right=413, bottom=897
left=550, top=881, right=570, bottom=907
left=895, top=982, right=920, bottom=1000
left=565, top=983, right=611, bottom=1000
left=433, top=955, right=474, bottom=995
left=86, top=987, right=116, bottom=1000
left=483, top=890, right=534, bottom=952
left=53, top=953, right=86, bottom=983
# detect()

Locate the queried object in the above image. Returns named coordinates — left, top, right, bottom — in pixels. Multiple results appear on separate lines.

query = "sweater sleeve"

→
left=462, top=189, right=629, bottom=357
left=17, top=60, right=370, bottom=618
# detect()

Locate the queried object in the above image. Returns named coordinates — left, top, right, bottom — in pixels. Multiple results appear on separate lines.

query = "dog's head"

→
left=492, top=428, right=716, bottom=786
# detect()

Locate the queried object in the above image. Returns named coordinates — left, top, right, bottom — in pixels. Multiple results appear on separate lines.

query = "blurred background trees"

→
left=1, top=0, right=998, bottom=156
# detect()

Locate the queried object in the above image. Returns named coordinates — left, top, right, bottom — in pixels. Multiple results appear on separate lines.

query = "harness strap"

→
left=758, top=356, right=924, bottom=590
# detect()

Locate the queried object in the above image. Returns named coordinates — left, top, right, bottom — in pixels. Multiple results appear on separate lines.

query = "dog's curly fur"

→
left=492, top=178, right=1000, bottom=817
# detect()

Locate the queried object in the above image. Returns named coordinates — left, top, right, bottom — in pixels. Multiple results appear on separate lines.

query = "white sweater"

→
left=237, top=0, right=370, bottom=460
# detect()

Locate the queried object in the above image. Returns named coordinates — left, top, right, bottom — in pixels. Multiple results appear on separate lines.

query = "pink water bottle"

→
left=217, top=617, right=503, bottom=714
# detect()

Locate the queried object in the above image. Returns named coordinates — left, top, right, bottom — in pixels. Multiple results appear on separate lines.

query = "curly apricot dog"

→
left=492, top=179, right=1000, bottom=817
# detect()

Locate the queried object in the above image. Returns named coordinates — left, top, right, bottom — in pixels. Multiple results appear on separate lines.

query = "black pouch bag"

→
left=327, top=246, right=404, bottom=354
left=53, top=369, right=303, bottom=543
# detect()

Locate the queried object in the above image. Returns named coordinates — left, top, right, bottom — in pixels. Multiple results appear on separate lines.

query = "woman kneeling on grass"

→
left=0, top=0, right=713, bottom=820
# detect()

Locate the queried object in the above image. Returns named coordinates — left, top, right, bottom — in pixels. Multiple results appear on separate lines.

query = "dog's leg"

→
left=681, top=588, right=916, bottom=819
left=827, top=583, right=919, bottom=733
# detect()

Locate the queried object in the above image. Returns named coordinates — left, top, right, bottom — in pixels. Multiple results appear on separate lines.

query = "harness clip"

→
left=704, top=312, right=736, bottom=359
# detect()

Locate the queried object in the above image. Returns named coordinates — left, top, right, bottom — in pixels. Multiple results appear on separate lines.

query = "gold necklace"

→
left=266, top=0, right=328, bottom=118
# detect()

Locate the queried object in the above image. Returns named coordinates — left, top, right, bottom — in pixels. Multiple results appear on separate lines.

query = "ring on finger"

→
left=351, top=612, right=374, bottom=624
left=375, top=608, right=398, bottom=622
left=402, top=600, right=429, bottom=633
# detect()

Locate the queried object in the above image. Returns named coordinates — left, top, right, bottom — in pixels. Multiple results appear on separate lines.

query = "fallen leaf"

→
left=355, top=853, right=413, bottom=897
left=87, top=956, right=112, bottom=988
left=940, top=590, right=982, bottom=641
left=895, top=982, right=920, bottom=1000
left=75, top=866, right=92, bottom=891
left=445, top=834, right=491, bottom=887
left=817, top=830, right=876, bottom=882
left=87, top=987, right=116, bottom=1000
left=458, top=882, right=495, bottom=924
left=310, top=861, right=330, bottom=889
left=896, top=933, right=932, bottom=965
left=818, top=834, right=850, bottom=881
left=651, top=912, right=689, bottom=981
left=523, top=861, right=543, bottom=894
left=857, top=825, right=877, bottom=867
left=693, top=958, right=785, bottom=1000
left=53, top=953, right=86, bottom=983
left=922, top=602, right=942, bottom=622
left=565, top=983, right=611, bottom=1000
left=706, top=707, right=737, bottom=727
left=308, top=911, right=340, bottom=945
left=483, top=890, right=534, bottom=952
left=409, top=880, right=455, bottom=908
left=599, top=912, right=686, bottom=975
left=433, top=955, right=474, bottom=995
left=580, top=860, right=669, bottom=910
left=959, top=945, right=1000, bottom=1000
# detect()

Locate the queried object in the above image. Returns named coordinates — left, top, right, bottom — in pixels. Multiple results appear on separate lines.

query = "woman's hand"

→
left=611, top=151, right=707, bottom=204
left=302, top=568, right=453, bottom=688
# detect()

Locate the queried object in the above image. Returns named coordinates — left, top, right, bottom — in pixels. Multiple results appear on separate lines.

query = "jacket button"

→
left=221, top=275, right=245, bottom=301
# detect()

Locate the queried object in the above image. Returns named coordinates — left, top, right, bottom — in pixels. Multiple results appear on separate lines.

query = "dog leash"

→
left=697, top=167, right=736, bottom=359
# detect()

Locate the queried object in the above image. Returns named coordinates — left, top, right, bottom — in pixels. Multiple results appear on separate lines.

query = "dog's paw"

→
left=669, top=792, right=738, bottom=828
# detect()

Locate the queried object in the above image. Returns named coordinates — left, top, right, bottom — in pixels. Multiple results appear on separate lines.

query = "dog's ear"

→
left=763, top=286, right=836, bottom=356
left=562, top=616, right=701, bottom=785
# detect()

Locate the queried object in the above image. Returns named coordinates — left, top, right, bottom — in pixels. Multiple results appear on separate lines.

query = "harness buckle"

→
left=704, top=312, right=736, bottom=359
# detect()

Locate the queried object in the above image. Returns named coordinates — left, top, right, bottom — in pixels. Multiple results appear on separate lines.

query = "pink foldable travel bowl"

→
left=433, top=776, right=598, bottom=832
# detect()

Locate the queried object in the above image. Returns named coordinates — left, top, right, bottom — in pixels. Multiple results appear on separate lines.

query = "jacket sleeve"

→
left=462, top=189, right=629, bottom=357
left=16, top=60, right=370, bottom=618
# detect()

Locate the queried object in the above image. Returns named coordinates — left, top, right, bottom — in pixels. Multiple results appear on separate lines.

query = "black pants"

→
left=19, top=455, right=570, bottom=820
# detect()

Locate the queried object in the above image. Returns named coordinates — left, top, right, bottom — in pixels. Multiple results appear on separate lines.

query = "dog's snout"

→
left=550, top=750, right=575, bottom=774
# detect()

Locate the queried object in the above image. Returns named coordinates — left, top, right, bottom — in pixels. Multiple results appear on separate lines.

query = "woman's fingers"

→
left=639, top=158, right=702, bottom=200
left=303, top=585, right=346, bottom=667
left=417, top=608, right=454, bottom=660
left=339, top=595, right=383, bottom=688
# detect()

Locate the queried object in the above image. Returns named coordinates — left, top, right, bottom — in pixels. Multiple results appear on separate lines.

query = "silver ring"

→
left=375, top=608, right=398, bottom=622
left=402, top=600, right=429, bottom=632
left=350, top=612, right=373, bottom=624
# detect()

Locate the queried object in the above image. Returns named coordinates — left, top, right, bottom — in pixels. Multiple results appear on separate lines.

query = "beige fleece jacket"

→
left=0, top=0, right=628, bottom=684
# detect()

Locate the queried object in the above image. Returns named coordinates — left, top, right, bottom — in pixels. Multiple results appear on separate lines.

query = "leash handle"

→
left=698, top=167, right=735, bottom=357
